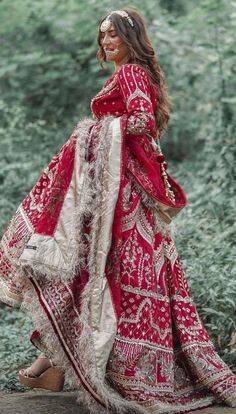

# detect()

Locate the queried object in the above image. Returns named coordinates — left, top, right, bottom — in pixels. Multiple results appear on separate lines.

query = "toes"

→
left=19, top=368, right=36, bottom=378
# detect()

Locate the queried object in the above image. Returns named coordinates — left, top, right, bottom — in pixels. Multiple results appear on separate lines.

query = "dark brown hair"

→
left=97, top=7, right=172, bottom=137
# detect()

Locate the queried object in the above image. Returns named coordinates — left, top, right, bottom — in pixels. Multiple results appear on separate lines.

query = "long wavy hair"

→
left=96, top=8, right=172, bottom=137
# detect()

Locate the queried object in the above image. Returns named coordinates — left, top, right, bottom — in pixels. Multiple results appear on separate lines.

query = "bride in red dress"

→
left=0, top=8, right=236, bottom=414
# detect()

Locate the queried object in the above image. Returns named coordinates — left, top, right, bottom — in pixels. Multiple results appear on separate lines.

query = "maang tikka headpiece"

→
left=100, top=10, right=134, bottom=32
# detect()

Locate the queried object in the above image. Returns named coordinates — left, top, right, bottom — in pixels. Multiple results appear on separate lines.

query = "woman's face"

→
left=100, top=22, right=129, bottom=68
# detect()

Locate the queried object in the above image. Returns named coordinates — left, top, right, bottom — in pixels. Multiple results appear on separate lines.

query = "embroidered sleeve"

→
left=118, top=64, right=156, bottom=136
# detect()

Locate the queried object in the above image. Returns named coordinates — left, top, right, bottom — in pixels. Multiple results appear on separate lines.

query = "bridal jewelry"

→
left=100, top=10, right=134, bottom=32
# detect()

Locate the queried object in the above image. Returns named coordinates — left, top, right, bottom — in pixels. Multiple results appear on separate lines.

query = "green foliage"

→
left=0, top=307, right=38, bottom=392
left=0, top=100, right=70, bottom=234
left=0, top=0, right=112, bottom=123
left=154, top=0, right=236, bottom=160
left=1, top=0, right=235, bottom=157
left=0, top=0, right=236, bottom=392
left=173, top=159, right=236, bottom=371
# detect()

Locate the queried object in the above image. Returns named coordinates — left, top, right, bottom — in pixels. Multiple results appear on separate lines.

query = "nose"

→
left=101, top=33, right=110, bottom=47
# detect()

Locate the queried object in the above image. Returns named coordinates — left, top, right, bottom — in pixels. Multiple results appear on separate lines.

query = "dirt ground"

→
left=0, top=391, right=236, bottom=414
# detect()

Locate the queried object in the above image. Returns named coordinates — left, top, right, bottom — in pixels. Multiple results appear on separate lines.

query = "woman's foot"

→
left=19, top=354, right=52, bottom=378
left=19, top=353, right=64, bottom=392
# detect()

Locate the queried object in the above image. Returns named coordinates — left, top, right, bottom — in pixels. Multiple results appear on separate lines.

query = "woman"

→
left=0, top=8, right=236, bottom=414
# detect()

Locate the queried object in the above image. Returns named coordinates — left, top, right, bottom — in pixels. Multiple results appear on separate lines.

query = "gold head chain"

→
left=100, top=10, right=134, bottom=32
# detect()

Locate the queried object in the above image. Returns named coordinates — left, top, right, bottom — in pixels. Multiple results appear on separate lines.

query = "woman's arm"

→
left=117, top=64, right=156, bottom=136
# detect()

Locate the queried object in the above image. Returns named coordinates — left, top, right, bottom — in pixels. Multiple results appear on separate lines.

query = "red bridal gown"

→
left=0, top=63, right=236, bottom=414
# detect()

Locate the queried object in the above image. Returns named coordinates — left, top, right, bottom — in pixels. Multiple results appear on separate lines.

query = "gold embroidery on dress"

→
left=91, top=74, right=118, bottom=103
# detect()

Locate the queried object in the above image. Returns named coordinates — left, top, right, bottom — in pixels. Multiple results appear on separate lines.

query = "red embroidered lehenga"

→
left=0, top=64, right=236, bottom=414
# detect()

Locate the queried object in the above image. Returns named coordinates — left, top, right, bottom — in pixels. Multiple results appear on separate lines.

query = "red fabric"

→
left=92, top=64, right=187, bottom=208
left=1, top=63, right=236, bottom=413
left=92, top=64, right=156, bottom=138
left=92, top=64, right=236, bottom=409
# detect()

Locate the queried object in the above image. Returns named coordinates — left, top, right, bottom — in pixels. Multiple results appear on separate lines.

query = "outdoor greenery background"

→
left=0, top=0, right=235, bottom=392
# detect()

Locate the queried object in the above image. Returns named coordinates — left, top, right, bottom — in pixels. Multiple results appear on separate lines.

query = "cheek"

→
left=120, top=44, right=129, bottom=56
left=113, top=39, right=121, bottom=47
left=113, top=36, right=124, bottom=47
left=115, top=41, right=128, bottom=54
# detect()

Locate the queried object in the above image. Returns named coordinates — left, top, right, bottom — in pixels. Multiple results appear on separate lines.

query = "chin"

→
left=105, top=56, right=116, bottom=62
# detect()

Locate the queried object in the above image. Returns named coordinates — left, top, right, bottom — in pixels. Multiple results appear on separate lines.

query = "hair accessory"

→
left=100, top=10, right=134, bottom=32
left=100, top=19, right=112, bottom=32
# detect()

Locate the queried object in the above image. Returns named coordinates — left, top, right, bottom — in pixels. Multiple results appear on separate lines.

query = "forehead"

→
left=100, top=19, right=116, bottom=33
